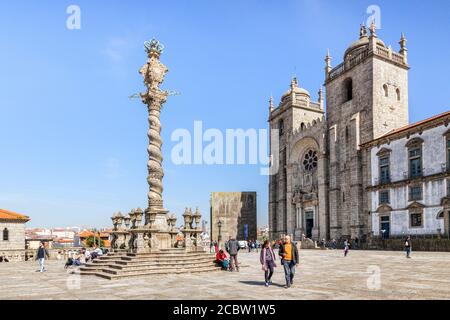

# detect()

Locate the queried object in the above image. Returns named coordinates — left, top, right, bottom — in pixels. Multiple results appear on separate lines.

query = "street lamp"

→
left=217, top=219, right=222, bottom=242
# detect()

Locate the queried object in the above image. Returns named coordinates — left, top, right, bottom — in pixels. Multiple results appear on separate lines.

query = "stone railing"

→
left=392, top=52, right=405, bottom=64
left=376, top=45, right=390, bottom=58
left=348, top=47, right=370, bottom=69
left=327, top=44, right=407, bottom=81
left=328, top=62, right=345, bottom=80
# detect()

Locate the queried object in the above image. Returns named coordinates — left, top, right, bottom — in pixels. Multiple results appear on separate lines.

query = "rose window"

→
left=303, top=150, right=318, bottom=172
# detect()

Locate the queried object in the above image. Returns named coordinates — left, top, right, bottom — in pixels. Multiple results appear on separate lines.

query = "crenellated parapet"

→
left=289, top=115, right=327, bottom=155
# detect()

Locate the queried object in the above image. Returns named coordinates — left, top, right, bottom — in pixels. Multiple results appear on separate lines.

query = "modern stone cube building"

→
left=269, top=23, right=448, bottom=241
left=210, top=192, right=257, bottom=242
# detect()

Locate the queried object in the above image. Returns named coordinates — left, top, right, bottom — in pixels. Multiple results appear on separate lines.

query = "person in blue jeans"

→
left=35, top=242, right=50, bottom=273
left=278, top=235, right=299, bottom=289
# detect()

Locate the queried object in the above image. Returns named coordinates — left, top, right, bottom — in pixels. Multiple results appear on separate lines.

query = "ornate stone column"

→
left=139, top=39, right=171, bottom=249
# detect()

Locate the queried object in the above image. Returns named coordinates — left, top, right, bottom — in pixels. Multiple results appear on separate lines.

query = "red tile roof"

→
left=78, top=230, right=110, bottom=238
left=362, top=110, right=450, bottom=148
left=0, top=209, right=30, bottom=222
left=381, top=110, right=450, bottom=138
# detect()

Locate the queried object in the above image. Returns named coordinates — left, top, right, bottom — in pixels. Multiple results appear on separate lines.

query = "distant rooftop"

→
left=0, top=208, right=30, bottom=222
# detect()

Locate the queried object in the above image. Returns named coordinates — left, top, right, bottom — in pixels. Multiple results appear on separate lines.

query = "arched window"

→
left=2, top=228, right=9, bottom=241
left=383, top=84, right=389, bottom=97
left=344, top=78, right=353, bottom=102
left=278, top=119, right=284, bottom=136
left=300, top=123, right=306, bottom=130
left=396, top=88, right=401, bottom=101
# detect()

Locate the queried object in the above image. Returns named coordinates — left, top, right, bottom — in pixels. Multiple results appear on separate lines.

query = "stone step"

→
left=83, top=257, right=215, bottom=269
left=101, top=263, right=217, bottom=275
left=106, top=261, right=217, bottom=271
left=93, top=255, right=214, bottom=265
left=116, top=256, right=214, bottom=264
left=97, top=252, right=213, bottom=261
left=94, top=266, right=220, bottom=280
left=81, top=255, right=215, bottom=271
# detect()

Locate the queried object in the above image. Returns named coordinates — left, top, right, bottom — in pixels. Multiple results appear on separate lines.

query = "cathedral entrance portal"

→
left=305, top=211, right=314, bottom=239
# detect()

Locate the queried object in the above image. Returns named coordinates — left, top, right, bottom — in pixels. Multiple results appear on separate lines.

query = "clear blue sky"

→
left=1, top=0, right=449, bottom=228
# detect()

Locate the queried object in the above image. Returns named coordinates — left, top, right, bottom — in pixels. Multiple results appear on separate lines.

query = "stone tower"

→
left=325, top=23, right=409, bottom=239
left=268, top=77, right=324, bottom=240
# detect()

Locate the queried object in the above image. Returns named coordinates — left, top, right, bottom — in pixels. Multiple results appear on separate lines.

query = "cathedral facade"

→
left=269, top=23, right=411, bottom=241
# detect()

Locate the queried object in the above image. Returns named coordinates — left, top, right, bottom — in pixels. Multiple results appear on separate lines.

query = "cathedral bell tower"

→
left=324, top=23, right=410, bottom=239
left=268, top=77, right=324, bottom=240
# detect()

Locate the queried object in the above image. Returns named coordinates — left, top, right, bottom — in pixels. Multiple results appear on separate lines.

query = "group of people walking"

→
left=215, top=234, right=414, bottom=289
left=260, top=235, right=299, bottom=288
left=214, top=235, right=299, bottom=289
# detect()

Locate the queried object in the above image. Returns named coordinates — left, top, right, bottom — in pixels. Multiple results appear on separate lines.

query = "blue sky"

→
left=1, top=0, right=449, bottom=228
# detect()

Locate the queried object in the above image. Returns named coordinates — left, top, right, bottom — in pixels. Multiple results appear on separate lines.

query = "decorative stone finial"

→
left=324, top=49, right=332, bottom=78
left=144, top=38, right=164, bottom=58
left=399, top=33, right=407, bottom=50
left=269, top=95, right=274, bottom=112
left=359, top=24, right=367, bottom=38
left=369, top=20, right=377, bottom=37
left=318, top=86, right=324, bottom=110
left=399, top=33, right=408, bottom=63
left=290, top=76, right=298, bottom=90
left=325, top=49, right=331, bottom=64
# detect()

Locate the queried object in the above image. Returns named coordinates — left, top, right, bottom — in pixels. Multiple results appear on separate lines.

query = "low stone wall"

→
left=0, top=249, right=34, bottom=262
left=364, top=238, right=450, bottom=252
left=0, top=247, right=83, bottom=262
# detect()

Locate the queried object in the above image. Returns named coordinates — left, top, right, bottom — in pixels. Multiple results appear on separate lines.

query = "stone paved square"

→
left=1, top=250, right=450, bottom=300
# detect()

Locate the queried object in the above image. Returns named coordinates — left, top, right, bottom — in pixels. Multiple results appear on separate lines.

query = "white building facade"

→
left=363, top=112, right=450, bottom=238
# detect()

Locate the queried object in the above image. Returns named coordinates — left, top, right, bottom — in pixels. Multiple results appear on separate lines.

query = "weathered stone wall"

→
left=0, top=222, right=26, bottom=251
left=211, top=192, right=257, bottom=241
left=365, top=238, right=450, bottom=252
left=326, top=58, right=374, bottom=240
left=372, top=57, right=409, bottom=139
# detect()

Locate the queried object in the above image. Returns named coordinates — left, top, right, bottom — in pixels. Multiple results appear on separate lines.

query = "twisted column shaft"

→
left=139, top=41, right=169, bottom=213
left=146, top=96, right=166, bottom=210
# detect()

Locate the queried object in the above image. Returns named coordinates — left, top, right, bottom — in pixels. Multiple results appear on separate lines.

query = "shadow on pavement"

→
left=239, top=280, right=285, bottom=288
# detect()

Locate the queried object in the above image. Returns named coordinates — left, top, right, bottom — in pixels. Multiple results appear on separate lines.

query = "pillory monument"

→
left=80, top=39, right=217, bottom=279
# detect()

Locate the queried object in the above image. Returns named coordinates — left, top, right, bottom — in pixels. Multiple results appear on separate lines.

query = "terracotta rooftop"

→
left=78, top=230, right=110, bottom=238
left=362, top=110, right=450, bottom=147
left=0, top=209, right=30, bottom=222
